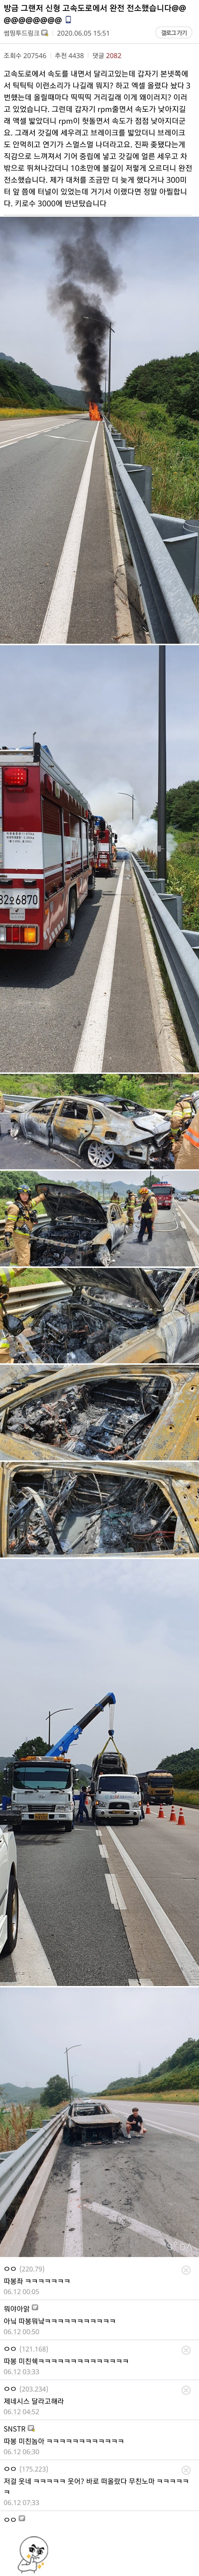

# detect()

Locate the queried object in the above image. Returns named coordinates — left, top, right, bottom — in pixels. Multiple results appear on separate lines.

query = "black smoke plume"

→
left=48, top=219, right=125, bottom=406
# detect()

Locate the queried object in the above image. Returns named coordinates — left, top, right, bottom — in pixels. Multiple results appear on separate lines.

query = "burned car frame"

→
left=18, top=1093, right=173, bottom=1168
left=63, top=2099, right=146, bottom=2142
left=0, top=1266, right=199, bottom=1555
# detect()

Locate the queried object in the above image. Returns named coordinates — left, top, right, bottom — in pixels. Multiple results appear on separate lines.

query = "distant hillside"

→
left=0, top=353, right=87, bottom=412
left=2, top=2042, right=199, bottom=2110
left=153, top=782, right=199, bottom=833
left=158, top=1748, right=199, bottom=1790
left=0, top=2084, right=42, bottom=2104
left=118, top=351, right=199, bottom=424
left=106, top=2039, right=199, bottom=2097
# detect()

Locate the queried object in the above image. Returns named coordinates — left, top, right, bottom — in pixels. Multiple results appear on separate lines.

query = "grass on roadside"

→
left=1, top=1077, right=199, bottom=1115
left=143, top=829, right=199, bottom=931
left=133, top=878, right=194, bottom=1065
left=110, top=390, right=199, bottom=529
left=173, top=1790, right=199, bottom=1807
left=0, top=2097, right=64, bottom=2150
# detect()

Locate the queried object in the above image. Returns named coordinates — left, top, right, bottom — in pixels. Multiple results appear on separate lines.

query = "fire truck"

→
left=94, top=814, right=115, bottom=875
left=0, top=737, right=95, bottom=954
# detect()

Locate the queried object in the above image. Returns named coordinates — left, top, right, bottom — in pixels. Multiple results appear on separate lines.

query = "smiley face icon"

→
left=18, top=2543, right=48, bottom=2571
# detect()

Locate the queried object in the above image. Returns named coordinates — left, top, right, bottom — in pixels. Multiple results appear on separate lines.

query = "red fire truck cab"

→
left=94, top=815, right=115, bottom=875
left=0, top=738, right=95, bottom=954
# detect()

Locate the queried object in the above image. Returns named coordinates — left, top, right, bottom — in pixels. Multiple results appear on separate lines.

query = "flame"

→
left=89, top=402, right=100, bottom=420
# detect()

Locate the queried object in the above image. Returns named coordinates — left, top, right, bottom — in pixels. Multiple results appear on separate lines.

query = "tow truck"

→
left=0, top=738, right=95, bottom=954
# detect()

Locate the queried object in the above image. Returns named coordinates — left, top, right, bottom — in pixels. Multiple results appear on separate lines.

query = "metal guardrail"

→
left=103, top=422, right=199, bottom=645
left=0, top=2110, right=67, bottom=2226
left=132, top=859, right=199, bottom=1067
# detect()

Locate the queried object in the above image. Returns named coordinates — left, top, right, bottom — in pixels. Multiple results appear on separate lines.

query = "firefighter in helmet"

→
left=137, top=1186, right=157, bottom=1244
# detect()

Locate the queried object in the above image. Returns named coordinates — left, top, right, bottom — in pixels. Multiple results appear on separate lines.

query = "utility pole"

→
left=157, top=646, right=167, bottom=885
left=47, top=1706, right=72, bottom=1751
left=107, top=324, right=114, bottom=422
left=104, top=375, right=106, bottom=415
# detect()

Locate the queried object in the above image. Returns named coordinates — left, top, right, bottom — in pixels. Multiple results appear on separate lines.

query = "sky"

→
left=0, top=218, right=198, bottom=388
left=0, top=1984, right=198, bottom=2093
left=1, top=1556, right=199, bottom=1770
left=38, top=1164, right=199, bottom=1195
left=0, top=645, right=198, bottom=845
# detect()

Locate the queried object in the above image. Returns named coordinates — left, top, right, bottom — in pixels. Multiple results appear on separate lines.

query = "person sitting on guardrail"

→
left=137, top=1187, right=157, bottom=1243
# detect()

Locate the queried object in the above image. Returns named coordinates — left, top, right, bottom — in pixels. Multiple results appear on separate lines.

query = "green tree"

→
left=14, top=1737, right=47, bottom=1759
left=40, top=2075, right=69, bottom=2107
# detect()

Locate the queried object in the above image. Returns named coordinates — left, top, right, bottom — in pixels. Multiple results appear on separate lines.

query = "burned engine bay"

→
left=0, top=1243, right=199, bottom=1555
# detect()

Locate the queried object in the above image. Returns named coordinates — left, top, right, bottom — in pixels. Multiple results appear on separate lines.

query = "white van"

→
left=11, top=1757, right=74, bottom=1831
left=0, top=1826, right=19, bottom=1956
left=94, top=1771, right=141, bottom=1825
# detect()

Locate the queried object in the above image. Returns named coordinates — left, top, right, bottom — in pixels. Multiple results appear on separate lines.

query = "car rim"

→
left=88, top=1143, right=114, bottom=1167
left=12, top=1885, right=17, bottom=1940
left=70, top=896, right=76, bottom=932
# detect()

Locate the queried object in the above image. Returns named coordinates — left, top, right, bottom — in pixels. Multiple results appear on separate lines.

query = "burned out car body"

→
left=64, top=2099, right=146, bottom=2142
left=1, top=1264, right=199, bottom=1558
left=19, top=1093, right=172, bottom=1168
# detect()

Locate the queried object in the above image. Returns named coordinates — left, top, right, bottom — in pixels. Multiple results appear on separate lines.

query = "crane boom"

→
left=45, top=1691, right=116, bottom=1760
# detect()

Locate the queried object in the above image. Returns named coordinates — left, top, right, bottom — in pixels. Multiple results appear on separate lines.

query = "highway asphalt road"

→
left=0, top=416, right=117, bottom=645
left=0, top=1817, right=136, bottom=1988
left=115, top=1202, right=199, bottom=1270
left=98, top=1808, right=199, bottom=1986
left=22, top=2124, right=199, bottom=2258
left=0, top=861, right=160, bottom=1076
left=1, top=1807, right=199, bottom=1990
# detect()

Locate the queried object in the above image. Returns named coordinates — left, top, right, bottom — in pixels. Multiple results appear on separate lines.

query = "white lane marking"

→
left=177, top=1204, right=199, bottom=1242
left=129, top=2097, right=199, bottom=2142
left=105, top=1872, right=118, bottom=1909
left=13, top=1890, right=56, bottom=1986
left=74, top=862, right=125, bottom=1075
left=109, top=1871, right=126, bottom=1913
left=83, top=2200, right=199, bottom=2258
left=177, top=1208, right=199, bottom=1261
left=39, top=425, right=99, bottom=644
left=63, top=2155, right=83, bottom=2257
left=0, top=419, right=90, bottom=449
left=106, top=1825, right=199, bottom=1985
left=186, top=1237, right=199, bottom=1262
left=99, top=1833, right=126, bottom=1909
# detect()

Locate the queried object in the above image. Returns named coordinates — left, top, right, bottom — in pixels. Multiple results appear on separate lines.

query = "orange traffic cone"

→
left=170, top=1805, right=176, bottom=1822
left=146, top=1801, right=150, bottom=1816
left=158, top=1803, right=164, bottom=1818
left=178, top=1805, right=185, bottom=1824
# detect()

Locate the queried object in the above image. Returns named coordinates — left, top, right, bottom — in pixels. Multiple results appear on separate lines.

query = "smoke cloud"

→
left=48, top=219, right=126, bottom=405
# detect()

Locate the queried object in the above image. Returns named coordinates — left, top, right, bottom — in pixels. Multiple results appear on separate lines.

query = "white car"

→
left=0, top=1826, right=19, bottom=1958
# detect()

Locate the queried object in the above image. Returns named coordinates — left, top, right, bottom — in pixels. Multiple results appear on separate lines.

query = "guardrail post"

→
left=157, top=647, right=167, bottom=884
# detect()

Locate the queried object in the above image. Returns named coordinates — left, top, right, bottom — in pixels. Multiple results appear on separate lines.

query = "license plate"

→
left=0, top=890, right=39, bottom=913
left=34, top=1810, right=49, bottom=1821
